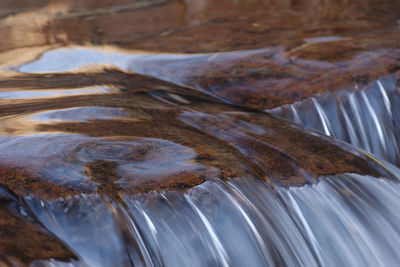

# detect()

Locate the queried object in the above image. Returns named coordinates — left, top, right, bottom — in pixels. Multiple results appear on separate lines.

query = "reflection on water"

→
left=0, top=86, right=115, bottom=100
left=1, top=0, right=399, bottom=53
left=15, top=45, right=400, bottom=109
left=305, top=36, right=346, bottom=43
left=14, top=48, right=134, bottom=73
left=1, top=70, right=400, bottom=265
left=0, top=0, right=400, bottom=266
left=30, top=107, right=129, bottom=122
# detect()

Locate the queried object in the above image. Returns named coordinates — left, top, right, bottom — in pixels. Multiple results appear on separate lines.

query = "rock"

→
left=0, top=71, right=392, bottom=201
left=0, top=186, right=78, bottom=265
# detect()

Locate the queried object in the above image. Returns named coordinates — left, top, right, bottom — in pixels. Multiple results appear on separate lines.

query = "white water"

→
left=15, top=48, right=400, bottom=266
left=269, top=75, right=400, bottom=166
left=25, top=173, right=400, bottom=267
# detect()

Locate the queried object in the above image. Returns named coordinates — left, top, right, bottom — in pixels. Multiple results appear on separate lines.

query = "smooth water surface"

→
left=0, top=0, right=400, bottom=266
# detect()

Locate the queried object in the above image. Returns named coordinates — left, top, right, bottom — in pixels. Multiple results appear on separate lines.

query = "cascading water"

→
left=269, top=74, right=400, bottom=167
left=3, top=50, right=400, bottom=265
left=1, top=1, right=400, bottom=263
left=8, top=71, right=400, bottom=266
left=25, top=172, right=400, bottom=267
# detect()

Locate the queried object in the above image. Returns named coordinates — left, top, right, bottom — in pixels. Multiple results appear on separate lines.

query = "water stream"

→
left=1, top=1, right=400, bottom=266
left=7, top=67, right=400, bottom=266
left=270, top=74, right=400, bottom=167
left=25, top=172, right=400, bottom=267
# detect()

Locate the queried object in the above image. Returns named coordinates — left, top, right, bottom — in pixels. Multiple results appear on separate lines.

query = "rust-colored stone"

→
left=0, top=0, right=399, bottom=109
left=0, top=187, right=78, bottom=265
left=0, top=72, right=391, bottom=201
left=0, top=0, right=399, bottom=264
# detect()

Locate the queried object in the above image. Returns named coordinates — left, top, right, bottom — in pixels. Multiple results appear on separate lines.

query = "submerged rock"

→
left=0, top=71, right=393, bottom=201
left=0, top=0, right=400, bottom=265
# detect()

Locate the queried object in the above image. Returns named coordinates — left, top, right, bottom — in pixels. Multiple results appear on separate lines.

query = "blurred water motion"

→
left=0, top=0, right=400, bottom=266
left=270, top=74, right=400, bottom=167
left=26, top=173, right=400, bottom=267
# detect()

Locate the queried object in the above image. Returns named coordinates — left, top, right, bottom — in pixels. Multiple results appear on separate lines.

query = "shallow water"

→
left=0, top=0, right=400, bottom=266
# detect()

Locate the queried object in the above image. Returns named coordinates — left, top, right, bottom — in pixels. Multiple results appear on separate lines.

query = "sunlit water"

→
left=1, top=0, right=400, bottom=265
left=13, top=68, right=400, bottom=265
left=4, top=52, right=400, bottom=266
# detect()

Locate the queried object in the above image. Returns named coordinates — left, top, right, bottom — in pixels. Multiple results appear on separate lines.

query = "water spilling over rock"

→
left=0, top=0, right=400, bottom=266
left=270, top=74, right=400, bottom=166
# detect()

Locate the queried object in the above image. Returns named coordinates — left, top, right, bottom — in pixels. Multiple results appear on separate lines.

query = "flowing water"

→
left=269, top=74, right=400, bottom=167
left=1, top=0, right=400, bottom=266
left=22, top=171, right=400, bottom=267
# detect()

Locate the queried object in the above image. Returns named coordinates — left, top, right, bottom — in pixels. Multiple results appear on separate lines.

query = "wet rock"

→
left=1, top=0, right=400, bottom=109
left=0, top=1, right=399, bottom=264
left=0, top=186, right=78, bottom=265
left=0, top=72, right=392, bottom=201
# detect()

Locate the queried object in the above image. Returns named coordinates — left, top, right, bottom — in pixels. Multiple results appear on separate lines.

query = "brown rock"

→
left=0, top=186, right=78, bottom=265
left=0, top=71, right=392, bottom=200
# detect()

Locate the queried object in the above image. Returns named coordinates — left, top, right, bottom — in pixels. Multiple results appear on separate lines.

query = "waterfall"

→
left=8, top=73, right=400, bottom=266
left=269, top=74, right=400, bottom=166
left=3, top=47, right=400, bottom=266
left=26, top=173, right=400, bottom=267
left=2, top=0, right=400, bottom=265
